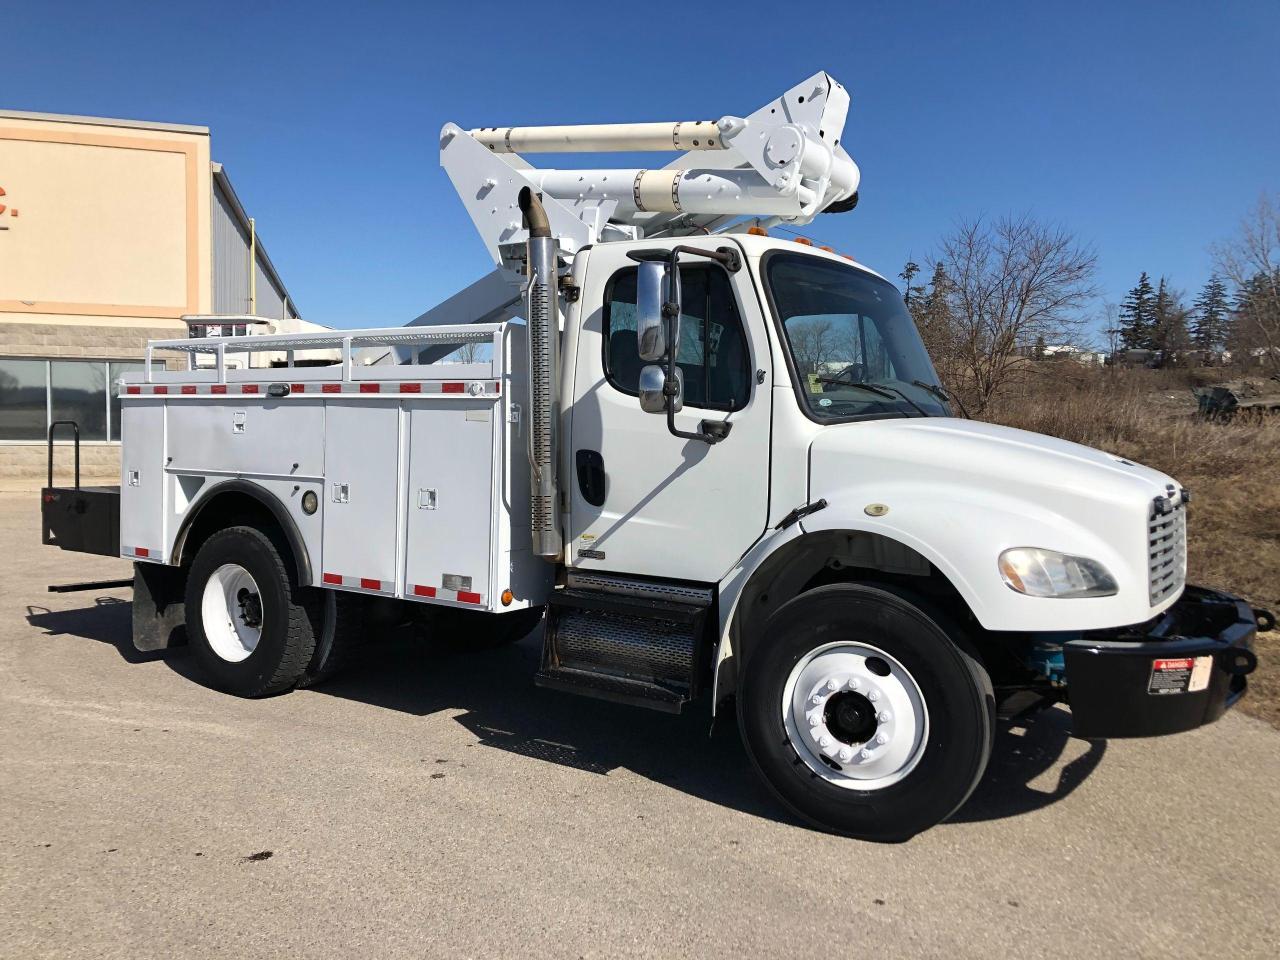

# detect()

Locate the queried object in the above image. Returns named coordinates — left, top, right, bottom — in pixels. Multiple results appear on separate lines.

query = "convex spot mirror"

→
left=639, top=364, right=683, bottom=414
left=635, top=261, right=668, bottom=362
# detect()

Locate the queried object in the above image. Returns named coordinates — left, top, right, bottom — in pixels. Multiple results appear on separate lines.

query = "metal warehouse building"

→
left=0, top=110, right=298, bottom=488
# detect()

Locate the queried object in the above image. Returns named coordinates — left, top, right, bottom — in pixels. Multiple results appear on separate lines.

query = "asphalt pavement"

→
left=2, top=493, right=1277, bottom=959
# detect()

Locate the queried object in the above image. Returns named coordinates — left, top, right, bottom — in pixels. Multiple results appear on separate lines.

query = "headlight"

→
left=998, top=547, right=1118, bottom=599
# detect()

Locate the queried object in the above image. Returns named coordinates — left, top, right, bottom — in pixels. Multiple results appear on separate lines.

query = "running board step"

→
left=535, top=575, right=713, bottom=714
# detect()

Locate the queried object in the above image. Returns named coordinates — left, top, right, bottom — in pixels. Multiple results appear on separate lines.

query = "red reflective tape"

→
left=399, top=383, right=421, bottom=393
left=152, top=386, right=168, bottom=395
left=211, top=384, right=227, bottom=394
left=322, top=383, right=341, bottom=393
left=134, top=547, right=150, bottom=558
left=181, top=385, right=197, bottom=395
left=359, top=383, right=380, bottom=393
left=359, top=577, right=382, bottom=590
left=413, top=584, right=436, bottom=597
left=491, top=382, right=501, bottom=393
left=125, top=386, right=141, bottom=395
left=442, top=382, right=465, bottom=394
left=322, top=573, right=342, bottom=585
left=241, top=384, right=259, bottom=394
left=291, top=383, right=306, bottom=393
left=457, top=590, right=482, bottom=604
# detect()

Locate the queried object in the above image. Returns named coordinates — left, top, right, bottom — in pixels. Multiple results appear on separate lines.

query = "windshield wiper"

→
left=912, top=379, right=970, bottom=418
left=813, top=378, right=930, bottom=417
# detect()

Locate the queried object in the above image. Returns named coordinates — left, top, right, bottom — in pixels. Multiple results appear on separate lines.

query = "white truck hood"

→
left=804, top=417, right=1184, bottom=632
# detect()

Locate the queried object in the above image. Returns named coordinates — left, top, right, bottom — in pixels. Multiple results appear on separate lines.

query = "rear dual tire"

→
left=185, top=526, right=321, bottom=698
left=738, top=584, right=994, bottom=842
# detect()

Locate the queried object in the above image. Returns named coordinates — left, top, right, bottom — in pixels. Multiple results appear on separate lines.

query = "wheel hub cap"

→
left=201, top=563, right=263, bottom=663
left=783, top=642, right=928, bottom=790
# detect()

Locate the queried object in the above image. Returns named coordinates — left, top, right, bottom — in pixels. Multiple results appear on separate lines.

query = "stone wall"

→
left=1, top=442, right=120, bottom=491
left=0, top=321, right=186, bottom=359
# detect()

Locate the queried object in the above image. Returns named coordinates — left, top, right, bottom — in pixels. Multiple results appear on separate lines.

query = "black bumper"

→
left=1064, top=586, right=1264, bottom=739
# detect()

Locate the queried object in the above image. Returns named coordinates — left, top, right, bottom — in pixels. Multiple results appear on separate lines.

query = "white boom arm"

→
left=439, top=71, right=859, bottom=270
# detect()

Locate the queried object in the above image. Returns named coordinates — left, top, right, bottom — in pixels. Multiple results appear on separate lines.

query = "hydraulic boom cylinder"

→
left=469, top=120, right=725, bottom=154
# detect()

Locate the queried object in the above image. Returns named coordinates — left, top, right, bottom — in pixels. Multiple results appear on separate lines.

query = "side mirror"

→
left=635, top=261, right=668, bottom=362
left=639, top=364, right=682, bottom=414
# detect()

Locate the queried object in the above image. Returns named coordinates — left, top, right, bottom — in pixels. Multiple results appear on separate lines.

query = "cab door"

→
left=566, top=241, right=771, bottom=583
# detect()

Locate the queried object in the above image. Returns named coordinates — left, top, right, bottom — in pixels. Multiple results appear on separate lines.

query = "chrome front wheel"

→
left=782, top=641, right=929, bottom=791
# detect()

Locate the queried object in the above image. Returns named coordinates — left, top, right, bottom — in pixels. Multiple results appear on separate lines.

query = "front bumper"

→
left=1064, top=585, right=1266, bottom=739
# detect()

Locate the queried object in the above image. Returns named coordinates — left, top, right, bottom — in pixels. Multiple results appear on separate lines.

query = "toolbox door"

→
left=403, top=401, right=496, bottom=606
left=321, top=402, right=401, bottom=592
left=119, top=400, right=166, bottom=559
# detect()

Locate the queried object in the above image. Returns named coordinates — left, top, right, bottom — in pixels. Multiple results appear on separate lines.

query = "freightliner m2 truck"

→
left=41, top=73, right=1269, bottom=841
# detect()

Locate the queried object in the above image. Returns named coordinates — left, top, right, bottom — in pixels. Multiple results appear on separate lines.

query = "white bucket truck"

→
left=41, top=72, right=1267, bottom=841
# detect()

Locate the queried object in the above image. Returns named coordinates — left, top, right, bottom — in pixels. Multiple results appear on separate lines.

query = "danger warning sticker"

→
left=1148, top=656, right=1214, bottom=695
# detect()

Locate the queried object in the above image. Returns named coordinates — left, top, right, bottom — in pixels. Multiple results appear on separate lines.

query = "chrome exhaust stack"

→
left=518, top=187, right=563, bottom=561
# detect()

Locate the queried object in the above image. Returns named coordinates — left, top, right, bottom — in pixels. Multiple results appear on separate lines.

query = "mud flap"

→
left=132, top=562, right=188, bottom=652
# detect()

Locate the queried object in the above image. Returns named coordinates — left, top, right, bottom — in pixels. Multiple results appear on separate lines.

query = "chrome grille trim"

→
left=1148, top=490, right=1187, bottom=606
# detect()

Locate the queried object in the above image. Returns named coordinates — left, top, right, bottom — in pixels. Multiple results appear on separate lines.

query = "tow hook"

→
left=1219, top=647, right=1258, bottom=677
left=1254, top=608, right=1276, bottom=633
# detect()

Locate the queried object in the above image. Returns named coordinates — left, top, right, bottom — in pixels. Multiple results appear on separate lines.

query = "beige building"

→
left=0, top=110, right=298, bottom=488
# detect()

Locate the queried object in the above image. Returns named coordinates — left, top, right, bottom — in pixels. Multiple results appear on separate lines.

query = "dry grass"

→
left=980, top=367, right=1280, bottom=727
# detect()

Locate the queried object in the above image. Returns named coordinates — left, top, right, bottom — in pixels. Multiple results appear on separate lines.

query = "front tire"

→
left=184, top=525, right=320, bottom=697
left=738, top=584, right=993, bottom=842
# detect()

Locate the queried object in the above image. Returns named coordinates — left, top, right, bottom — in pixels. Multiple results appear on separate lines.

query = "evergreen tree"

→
left=899, top=261, right=923, bottom=308
left=913, top=262, right=958, bottom=383
left=1151, top=277, right=1189, bottom=355
left=1118, top=272, right=1157, bottom=349
left=1190, top=276, right=1229, bottom=351
left=1229, top=269, right=1280, bottom=358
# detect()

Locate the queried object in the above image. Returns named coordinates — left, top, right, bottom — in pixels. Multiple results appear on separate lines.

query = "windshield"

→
left=766, top=253, right=949, bottom=422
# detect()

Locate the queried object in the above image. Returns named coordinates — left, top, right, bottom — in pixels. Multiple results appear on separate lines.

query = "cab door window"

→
left=603, top=266, right=751, bottom=412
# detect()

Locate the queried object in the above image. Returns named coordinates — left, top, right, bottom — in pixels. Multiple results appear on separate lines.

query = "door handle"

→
left=575, top=449, right=606, bottom=507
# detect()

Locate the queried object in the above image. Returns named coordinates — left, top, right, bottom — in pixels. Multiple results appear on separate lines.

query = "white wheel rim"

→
left=201, top=563, right=264, bottom=663
left=782, top=641, right=929, bottom=791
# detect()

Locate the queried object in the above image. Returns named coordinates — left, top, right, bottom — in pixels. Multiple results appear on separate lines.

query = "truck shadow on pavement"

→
left=26, top=604, right=1106, bottom=832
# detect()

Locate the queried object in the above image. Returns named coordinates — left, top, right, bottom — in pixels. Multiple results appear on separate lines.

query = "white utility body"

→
left=55, top=70, right=1260, bottom=842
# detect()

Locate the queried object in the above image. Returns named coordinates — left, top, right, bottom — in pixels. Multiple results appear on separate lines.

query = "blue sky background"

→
left=7, top=1, right=1279, bottom=337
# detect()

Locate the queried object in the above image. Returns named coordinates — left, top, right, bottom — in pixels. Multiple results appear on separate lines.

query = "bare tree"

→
left=1212, top=193, right=1280, bottom=373
left=787, top=316, right=835, bottom=375
left=932, top=214, right=1097, bottom=412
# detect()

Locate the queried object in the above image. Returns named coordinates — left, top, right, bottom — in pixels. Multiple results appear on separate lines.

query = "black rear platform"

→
left=40, top=419, right=121, bottom=558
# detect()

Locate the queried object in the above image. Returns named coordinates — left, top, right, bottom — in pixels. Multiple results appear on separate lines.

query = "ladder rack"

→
left=123, top=324, right=511, bottom=396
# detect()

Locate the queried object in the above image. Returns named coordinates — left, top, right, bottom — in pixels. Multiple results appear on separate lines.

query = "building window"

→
left=0, top=358, right=48, bottom=441
left=0, top=358, right=162, bottom=442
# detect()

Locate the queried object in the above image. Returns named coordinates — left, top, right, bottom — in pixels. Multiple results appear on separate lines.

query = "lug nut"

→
left=839, top=749, right=852, bottom=762
left=808, top=714, right=820, bottom=727
left=820, top=737, right=831, bottom=749
left=848, top=678, right=860, bottom=690
left=868, top=690, right=880, bottom=702
left=826, top=679, right=839, bottom=691
left=811, top=694, right=823, bottom=705
left=860, top=749, right=872, bottom=760
left=878, top=711, right=891, bottom=723
left=875, top=733, right=888, bottom=745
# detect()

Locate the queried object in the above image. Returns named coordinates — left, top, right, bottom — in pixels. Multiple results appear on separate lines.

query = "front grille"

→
left=1148, top=489, right=1187, bottom=606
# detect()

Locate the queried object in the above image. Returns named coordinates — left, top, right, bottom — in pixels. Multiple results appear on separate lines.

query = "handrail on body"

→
left=47, top=420, right=81, bottom=490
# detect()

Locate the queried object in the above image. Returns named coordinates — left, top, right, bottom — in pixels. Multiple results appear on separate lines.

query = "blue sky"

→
left=7, top=1, right=1279, bottom=336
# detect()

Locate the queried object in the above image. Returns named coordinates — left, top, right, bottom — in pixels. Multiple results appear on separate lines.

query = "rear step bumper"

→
left=536, top=575, right=713, bottom=713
